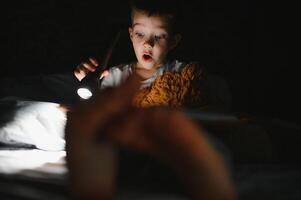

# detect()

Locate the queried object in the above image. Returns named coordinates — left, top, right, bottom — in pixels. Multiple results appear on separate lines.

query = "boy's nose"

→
left=143, top=38, right=155, bottom=48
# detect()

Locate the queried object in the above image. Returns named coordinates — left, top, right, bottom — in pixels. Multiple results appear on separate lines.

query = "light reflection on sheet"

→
left=0, top=149, right=66, bottom=176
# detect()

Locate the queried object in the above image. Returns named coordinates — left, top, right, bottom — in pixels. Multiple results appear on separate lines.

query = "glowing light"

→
left=77, top=88, right=93, bottom=99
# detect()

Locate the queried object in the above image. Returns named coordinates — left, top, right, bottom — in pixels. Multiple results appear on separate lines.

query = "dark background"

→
left=1, top=0, right=298, bottom=124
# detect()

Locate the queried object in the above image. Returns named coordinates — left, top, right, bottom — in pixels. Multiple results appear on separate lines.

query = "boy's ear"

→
left=128, top=27, right=133, bottom=40
left=169, top=34, right=182, bottom=50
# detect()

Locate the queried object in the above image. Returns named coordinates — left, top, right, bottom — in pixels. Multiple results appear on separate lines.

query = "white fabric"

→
left=0, top=149, right=66, bottom=175
left=0, top=98, right=67, bottom=151
left=101, top=60, right=184, bottom=89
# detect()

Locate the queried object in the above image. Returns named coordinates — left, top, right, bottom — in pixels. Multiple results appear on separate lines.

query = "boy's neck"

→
left=133, top=62, right=164, bottom=80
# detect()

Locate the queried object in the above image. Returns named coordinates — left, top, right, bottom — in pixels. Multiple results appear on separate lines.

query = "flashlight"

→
left=77, top=30, right=122, bottom=99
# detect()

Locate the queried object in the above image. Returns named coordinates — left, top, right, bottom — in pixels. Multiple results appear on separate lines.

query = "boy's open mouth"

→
left=143, top=54, right=152, bottom=62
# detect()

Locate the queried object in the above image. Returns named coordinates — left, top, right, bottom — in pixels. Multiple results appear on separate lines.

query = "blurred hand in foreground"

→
left=65, top=74, right=236, bottom=200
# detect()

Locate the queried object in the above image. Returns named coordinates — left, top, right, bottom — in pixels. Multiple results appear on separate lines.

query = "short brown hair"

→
left=130, top=0, right=182, bottom=34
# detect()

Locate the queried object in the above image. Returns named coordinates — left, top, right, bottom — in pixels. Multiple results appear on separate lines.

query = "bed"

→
left=0, top=73, right=301, bottom=200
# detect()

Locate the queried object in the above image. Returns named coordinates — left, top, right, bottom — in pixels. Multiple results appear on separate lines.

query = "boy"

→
left=67, top=1, right=236, bottom=198
left=74, top=0, right=231, bottom=111
left=75, top=0, right=182, bottom=84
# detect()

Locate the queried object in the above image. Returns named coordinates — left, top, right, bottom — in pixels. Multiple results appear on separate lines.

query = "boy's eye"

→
left=135, top=32, right=144, bottom=38
left=154, top=35, right=167, bottom=42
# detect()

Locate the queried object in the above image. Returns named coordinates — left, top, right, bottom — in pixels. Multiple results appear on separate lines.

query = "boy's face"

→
left=129, top=10, right=177, bottom=70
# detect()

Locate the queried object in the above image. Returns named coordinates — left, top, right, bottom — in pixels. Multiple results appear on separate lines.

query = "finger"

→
left=100, top=70, right=109, bottom=79
left=82, top=62, right=97, bottom=72
left=74, top=67, right=88, bottom=81
left=142, top=108, right=208, bottom=157
left=103, top=108, right=191, bottom=156
left=89, top=57, right=99, bottom=66
left=104, top=109, right=151, bottom=152
left=76, top=63, right=90, bottom=74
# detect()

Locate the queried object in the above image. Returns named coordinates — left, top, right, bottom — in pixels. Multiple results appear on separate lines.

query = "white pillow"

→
left=0, top=98, right=66, bottom=151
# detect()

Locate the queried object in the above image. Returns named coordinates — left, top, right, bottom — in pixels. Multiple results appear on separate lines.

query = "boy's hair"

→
left=129, top=0, right=182, bottom=34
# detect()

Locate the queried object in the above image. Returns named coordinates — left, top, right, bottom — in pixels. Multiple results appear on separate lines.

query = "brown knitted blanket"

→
left=133, top=63, right=209, bottom=108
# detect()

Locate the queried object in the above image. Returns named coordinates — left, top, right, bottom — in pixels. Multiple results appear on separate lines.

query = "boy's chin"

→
left=137, top=61, right=156, bottom=70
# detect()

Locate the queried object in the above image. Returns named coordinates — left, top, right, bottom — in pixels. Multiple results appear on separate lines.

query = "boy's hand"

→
left=74, top=57, right=99, bottom=81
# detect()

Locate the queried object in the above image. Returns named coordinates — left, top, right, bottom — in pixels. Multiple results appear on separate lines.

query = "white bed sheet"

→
left=0, top=97, right=66, bottom=151
left=0, top=149, right=66, bottom=176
